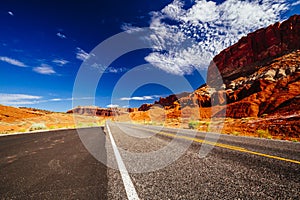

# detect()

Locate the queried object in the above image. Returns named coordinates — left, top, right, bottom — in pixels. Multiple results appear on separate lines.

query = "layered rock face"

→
left=223, top=50, right=300, bottom=116
left=207, top=15, right=300, bottom=84
left=203, top=49, right=300, bottom=118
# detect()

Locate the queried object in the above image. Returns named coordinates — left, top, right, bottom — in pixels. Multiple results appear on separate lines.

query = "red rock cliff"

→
left=207, top=15, right=300, bottom=84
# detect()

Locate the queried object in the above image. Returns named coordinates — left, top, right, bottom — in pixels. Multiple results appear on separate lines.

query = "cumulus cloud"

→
left=33, top=64, right=56, bottom=75
left=76, top=47, right=90, bottom=61
left=0, top=93, right=42, bottom=105
left=52, top=59, right=69, bottom=66
left=56, top=32, right=66, bottom=39
left=0, top=56, right=26, bottom=67
left=120, top=95, right=159, bottom=101
left=128, top=0, right=295, bottom=75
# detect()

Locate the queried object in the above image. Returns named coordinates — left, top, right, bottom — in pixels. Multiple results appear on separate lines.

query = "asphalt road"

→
left=1, top=123, right=300, bottom=199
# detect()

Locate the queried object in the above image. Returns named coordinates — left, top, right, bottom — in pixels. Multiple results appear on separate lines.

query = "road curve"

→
left=0, top=124, right=300, bottom=199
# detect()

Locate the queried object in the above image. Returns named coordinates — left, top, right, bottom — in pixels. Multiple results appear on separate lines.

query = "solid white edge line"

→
left=106, top=122, right=140, bottom=200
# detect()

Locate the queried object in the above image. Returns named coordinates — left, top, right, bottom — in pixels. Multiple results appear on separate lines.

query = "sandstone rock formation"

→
left=207, top=14, right=300, bottom=85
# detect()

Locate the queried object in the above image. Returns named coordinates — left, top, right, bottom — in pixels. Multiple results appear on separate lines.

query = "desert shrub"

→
left=76, top=123, right=84, bottom=128
left=257, top=129, right=272, bottom=139
left=232, top=131, right=240, bottom=136
left=29, top=123, right=47, bottom=131
left=0, top=131, right=8, bottom=134
left=97, top=121, right=105, bottom=126
left=87, top=123, right=98, bottom=127
left=49, top=125, right=56, bottom=130
left=188, top=121, right=200, bottom=129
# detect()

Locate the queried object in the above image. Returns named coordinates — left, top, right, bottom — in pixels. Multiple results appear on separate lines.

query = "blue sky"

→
left=0, top=0, right=299, bottom=112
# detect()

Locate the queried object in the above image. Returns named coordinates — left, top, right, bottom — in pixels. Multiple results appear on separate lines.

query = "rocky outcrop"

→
left=138, top=104, right=152, bottom=111
left=207, top=15, right=300, bottom=85
left=139, top=92, right=191, bottom=111
left=215, top=50, right=300, bottom=118
left=154, top=92, right=190, bottom=107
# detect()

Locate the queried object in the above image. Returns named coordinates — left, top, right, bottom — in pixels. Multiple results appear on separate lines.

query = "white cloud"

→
left=33, top=64, right=56, bottom=75
left=107, top=104, right=119, bottom=108
left=0, top=93, right=42, bottom=105
left=0, top=94, right=94, bottom=106
left=121, top=23, right=143, bottom=33
left=291, top=0, right=300, bottom=6
left=107, top=67, right=127, bottom=73
left=52, top=59, right=69, bottom=66
left=120, top=95, right=158, bottom=101
left=76, top=47, right=90, bottom=61
left=127, top=0, right=295, bottom=75
left=49, top=98, right=62, bottom=101
left=56, top=32, right=66, bottom=39
left=8, top=11, right=14, bottom=16
left=0, top=56, right=26, bottom=67
left=161, top=0, right=185, bottom=20
left=90, top=63, right=128, bottom=73
left=49, top=97, right=93, bottom=102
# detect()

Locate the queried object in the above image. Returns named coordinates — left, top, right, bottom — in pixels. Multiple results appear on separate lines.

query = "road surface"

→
left=0, top=123, right=300, bottom=199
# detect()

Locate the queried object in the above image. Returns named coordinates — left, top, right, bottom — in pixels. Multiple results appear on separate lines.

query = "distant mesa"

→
left=67, top=106, right=137, bottom=117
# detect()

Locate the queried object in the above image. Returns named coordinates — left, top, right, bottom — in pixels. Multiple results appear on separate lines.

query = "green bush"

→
left=188, top=121, right=200, bottom=129
left=29, top=123, right=47, bottom=131
left=49, top=126, right=56, bottom=130
left=257, top=129, right=272, bottom=139
left=232, top=131, right=240, bottom=136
